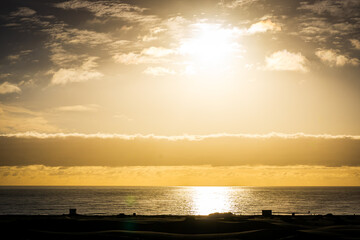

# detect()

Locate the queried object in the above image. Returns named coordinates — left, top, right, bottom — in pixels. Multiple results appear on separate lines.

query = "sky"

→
left=0, top=0, right=359, bottom=186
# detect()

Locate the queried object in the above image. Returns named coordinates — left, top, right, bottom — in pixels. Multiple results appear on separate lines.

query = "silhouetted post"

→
left=69, top=208, right=77, bottom=216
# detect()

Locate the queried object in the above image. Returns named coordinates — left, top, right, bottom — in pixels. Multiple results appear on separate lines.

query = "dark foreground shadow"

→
left=1, top=214, right=360, bottom=240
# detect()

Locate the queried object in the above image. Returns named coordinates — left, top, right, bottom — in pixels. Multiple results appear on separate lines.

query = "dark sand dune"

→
left=1, top=214, right=359, bottom=239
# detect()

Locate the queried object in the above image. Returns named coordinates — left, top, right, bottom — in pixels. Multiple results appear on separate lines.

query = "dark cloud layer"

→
left=0, top=135, right=359, bottom=167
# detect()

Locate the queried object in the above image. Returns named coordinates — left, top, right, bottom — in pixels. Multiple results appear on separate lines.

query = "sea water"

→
left=0, top=186, right=359, bottom=215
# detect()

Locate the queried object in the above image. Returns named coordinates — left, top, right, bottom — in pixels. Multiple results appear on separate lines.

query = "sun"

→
left=179, top=23, right=242, bottom=72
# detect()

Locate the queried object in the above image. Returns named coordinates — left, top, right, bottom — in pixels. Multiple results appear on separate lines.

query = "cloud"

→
left=298, top=17, right=359, bottom=42
left=55, top=104, right=99, bottom=112
left=0, top=132, right=359, bottom=167
left=113, top=52, right=151, bottom=65
left=7, top=50, right=32, bottom=63
left=0, top=82, right=21, bottom=94
left=297, top=1, right=360, bottom=45
left=298, top=0, right=360, bottom=16
left=18, top=79, right=36, bottom=88
left=141, top=27, right=166, bottom=41
left=218, top=0, right=259, bottom=9
left=350, top=39, right=360, bottom=49
left=315, top=49, right=360, bottom=67
left=247, top=19, right=281, bottom=34
left=6, top=10, right=116, bottom=69
left=6, top=9, right=51, bottom=30
left=54, top=0, right=158, bottom=23
left=47, top=45, right=80, bottom=66
left=0, top=73, right=11, bottom=79
left=2, top=132, right=359, bottom=140
left=7, top=55, right=21, bottom=62
left=113, top=47, right=174, bottom=65
left=141, top=47, right=175, bottom=57
left=46, top=27, right=113, bottom=47
left=51, top=57, right=103, bottom=85
left=0, top=104, right=59, bottom=133
left=5, top=10, right=99, bottom=69
left=10, top=7, right=36, bottom=17
left=265, top=50, right=308, bottom=72
left=42, top=22, right=116, bottom=68
left=144, top=67, right=176, bottom=76
left=298, top=1, right=342, bottom=16
left=1, top=165, right=359, bottom=186
left=67, top=29, right=112, bottom=46
left=163, top=16, right=190, bottom=40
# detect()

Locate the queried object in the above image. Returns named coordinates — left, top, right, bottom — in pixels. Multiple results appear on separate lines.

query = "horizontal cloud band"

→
left=0, top=132, right=359, bottom=167
left=1, top=165, right=359, bottom=186
left=1, top=132, right=360, bottom=140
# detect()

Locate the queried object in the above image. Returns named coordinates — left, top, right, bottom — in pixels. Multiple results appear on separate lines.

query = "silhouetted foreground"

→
left=1, top=214, right=360, bottom=239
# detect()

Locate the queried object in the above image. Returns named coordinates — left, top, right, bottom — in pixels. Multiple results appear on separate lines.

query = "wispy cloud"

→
left=265, top=50, right=308, bottom=72
left=298, top=0, right=360, bottom=17
left=10, top=7, right=36, bottom=17
left=48, top=28, right=113, bottom=47
left=0, top=73, right=11, bottom=79
left=298, top=17, right=359, bottom=43
left=141, top=47, right=175, bottom=57
left=47, top=45, right=82, bottom=67
left=7, top=50, right=32, bottom=63
left=316, top=49, right=359, bottom=67
left=247, top=19, right=281, bottom=34
left=55, top=104, right=99, bottom=112
left=113, top=52, right=154, bottom=65
left=113, top=47, right=174, bottom=65
left=0, top=82, right=21, bottom=94
left=0, top=104, right=59, bottom=133
left=43, top=23, right=115, bottom=69
left=350, top=39, right=360, bottom=50
left=51, top=57, right=103, bottom=85
left=144, top=67, right=176, bottom=76
left=54, top=0, right=159, bottom=23
left=218, top=0, right=259, bottom=9
left=297, top=1, right=360, bottom=46
left=141, top=27, right=166, bottom=41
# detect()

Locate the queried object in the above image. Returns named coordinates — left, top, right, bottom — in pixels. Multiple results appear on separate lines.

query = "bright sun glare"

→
left=191, top=187, right=232, bottom=215
left=179, top=23, right=241, bottom=72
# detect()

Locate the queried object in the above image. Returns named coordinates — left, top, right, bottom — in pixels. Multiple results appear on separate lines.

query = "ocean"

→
left=0, top=186, right=359, bottom=215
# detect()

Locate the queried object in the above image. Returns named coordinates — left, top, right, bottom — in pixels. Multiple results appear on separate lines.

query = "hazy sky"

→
left=0, top=0, right=359, bottom=185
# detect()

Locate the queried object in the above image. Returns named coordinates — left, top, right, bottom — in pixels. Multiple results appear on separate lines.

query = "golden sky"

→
left=0, top=0, right=360, bottom=186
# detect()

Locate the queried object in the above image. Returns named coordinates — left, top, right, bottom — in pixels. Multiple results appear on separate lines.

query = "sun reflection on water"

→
left=190, top=187, right=233, bottom=215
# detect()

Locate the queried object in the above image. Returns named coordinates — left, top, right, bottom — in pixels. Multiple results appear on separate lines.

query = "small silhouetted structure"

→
left=133, top=213, right=136, bottom=216
left=117, top=213, right=125, bottom=218
left=262, top=210, right=272, bottom=216
left=292, top=212, right=296, bottom=217
left=69, top=208, right=77, bottom=216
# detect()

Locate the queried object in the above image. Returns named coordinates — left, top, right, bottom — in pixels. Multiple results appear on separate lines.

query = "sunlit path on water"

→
left=1, top=187, right=359, bottom=215
left=189, top=187, right=240, bottom=215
